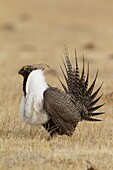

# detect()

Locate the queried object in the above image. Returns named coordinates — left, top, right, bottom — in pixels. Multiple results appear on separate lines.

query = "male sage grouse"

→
left=18, top=50, right=104, bottom=137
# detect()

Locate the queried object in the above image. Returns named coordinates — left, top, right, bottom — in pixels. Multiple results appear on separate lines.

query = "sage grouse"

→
left=18, top=51, right=104, bottom=136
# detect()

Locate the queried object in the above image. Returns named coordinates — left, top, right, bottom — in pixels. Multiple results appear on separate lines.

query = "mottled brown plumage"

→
left=19, top=49, right=104, bottom=137
left=43, top=50, right=104, bottom=136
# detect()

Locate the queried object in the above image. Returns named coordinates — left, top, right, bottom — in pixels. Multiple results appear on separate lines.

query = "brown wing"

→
left=43, top=87, right=79, bottom=135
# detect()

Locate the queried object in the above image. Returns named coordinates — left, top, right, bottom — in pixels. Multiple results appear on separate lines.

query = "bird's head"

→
left=18, top=64, right=50, bottom=78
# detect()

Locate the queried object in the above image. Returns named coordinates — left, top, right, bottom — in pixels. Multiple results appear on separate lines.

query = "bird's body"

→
left=19, top=51, right=104, bottom=136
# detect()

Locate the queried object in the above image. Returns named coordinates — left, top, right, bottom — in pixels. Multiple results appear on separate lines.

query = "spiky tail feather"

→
left=59, top=48, right=105, bottom=121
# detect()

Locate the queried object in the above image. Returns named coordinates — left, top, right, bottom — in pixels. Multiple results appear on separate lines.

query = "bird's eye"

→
left=23, top=66, right=28, bottom=71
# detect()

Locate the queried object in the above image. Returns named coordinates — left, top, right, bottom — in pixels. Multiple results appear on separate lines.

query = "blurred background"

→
left=0, top=0, right=113, bottom=93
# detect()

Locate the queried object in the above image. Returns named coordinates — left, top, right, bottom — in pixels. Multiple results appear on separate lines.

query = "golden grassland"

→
left=1, top=46, right=113, bottom=170
left=0, top=0, right=113, bottom=170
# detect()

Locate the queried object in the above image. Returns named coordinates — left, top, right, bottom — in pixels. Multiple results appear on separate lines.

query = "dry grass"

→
left=0, top=0, right=113, bottom=170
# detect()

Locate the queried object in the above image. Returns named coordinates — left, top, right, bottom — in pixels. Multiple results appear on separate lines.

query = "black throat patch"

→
left=23, top=77, right=28, bottom=96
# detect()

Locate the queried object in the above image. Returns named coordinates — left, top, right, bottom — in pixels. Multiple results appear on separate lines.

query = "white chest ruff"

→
left=20, top=70, right=50, bottom=125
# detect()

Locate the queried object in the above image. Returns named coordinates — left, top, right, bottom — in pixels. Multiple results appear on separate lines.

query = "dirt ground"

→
left=0, top=0, right=113, bottom=170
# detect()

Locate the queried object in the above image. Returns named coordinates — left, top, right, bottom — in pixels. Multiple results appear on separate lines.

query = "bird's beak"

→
left=18, top=69, right=23, bottom=75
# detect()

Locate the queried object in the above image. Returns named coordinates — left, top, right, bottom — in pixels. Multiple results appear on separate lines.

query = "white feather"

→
left=20, top=69, right=50, bottom=125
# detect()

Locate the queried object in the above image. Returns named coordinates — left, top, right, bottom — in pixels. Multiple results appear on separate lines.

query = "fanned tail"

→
left=59, top=48, right=105, bottom=121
